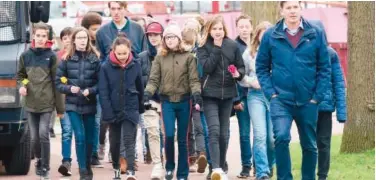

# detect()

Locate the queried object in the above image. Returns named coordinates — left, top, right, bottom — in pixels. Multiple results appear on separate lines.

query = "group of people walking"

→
left=16, top=1, right=347, bottom=180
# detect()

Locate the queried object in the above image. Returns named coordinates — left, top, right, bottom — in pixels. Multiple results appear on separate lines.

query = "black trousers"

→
left=109, top=120, right=137, bottom=170
left=316, top=111, right=332, bottom=179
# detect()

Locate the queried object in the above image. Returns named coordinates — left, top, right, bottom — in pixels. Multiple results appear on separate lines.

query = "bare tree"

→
left=340, top=1, right=375, bottom=153
left=241, top=2, right=280, bottom=25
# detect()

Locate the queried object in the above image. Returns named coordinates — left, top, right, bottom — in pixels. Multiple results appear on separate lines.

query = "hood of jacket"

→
left=109, top=50, right=133, bottom=69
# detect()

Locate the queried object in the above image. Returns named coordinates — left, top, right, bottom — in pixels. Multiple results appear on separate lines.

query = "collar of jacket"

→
left=109, top=54, right=135, bottom=69
left=111, top=17, right=130, bottom=31
left=272, top=17, right=316, bottom=39
left=235, top=36, right=247, bottom=46
left=70, top=51, right=98, bottom=63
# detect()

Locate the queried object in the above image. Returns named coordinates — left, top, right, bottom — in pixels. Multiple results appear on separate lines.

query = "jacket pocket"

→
left=125, top=89, right=139, bottom=110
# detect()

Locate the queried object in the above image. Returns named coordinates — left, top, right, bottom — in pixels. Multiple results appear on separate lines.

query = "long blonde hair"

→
left=199, top=15, right=229, bottom=47
left=250, top=21, right=272, bottom=58
left=63, top=27, right=99, bottom=60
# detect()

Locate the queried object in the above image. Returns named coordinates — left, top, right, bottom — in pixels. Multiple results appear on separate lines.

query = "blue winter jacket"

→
left=256, top=18, right=331, bottom=106
left=98, top=58, right=144, bottom=125
left=319, top=47, right=347, bottom=121
left=96, top=18, right=147, bottom=62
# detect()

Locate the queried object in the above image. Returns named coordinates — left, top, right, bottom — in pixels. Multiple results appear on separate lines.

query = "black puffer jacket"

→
left=56, top=51, right=100, bottom=115
left=197, top=37, right=245, bottom=100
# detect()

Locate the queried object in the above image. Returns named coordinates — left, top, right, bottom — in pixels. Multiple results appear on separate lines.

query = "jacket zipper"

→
left=203, top=75, right=210, bottom=89
left=221, top=55, right=224, bottom=100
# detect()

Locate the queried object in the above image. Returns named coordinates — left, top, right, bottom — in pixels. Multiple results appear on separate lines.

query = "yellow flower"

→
left=60, top=77, right=68, bottom=84
left=22, top=79, right=29, bottom=86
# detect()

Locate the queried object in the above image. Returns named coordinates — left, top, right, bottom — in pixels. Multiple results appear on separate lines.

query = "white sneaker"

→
left=151, top=163, right=164, bottom=179
left=220, top=170, right=229, bottom=180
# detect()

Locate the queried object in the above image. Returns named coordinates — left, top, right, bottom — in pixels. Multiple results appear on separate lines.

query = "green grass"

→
left=272, top=136, right=375, bottom=180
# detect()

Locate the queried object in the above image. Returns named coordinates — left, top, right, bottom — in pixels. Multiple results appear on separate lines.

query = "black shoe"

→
left=35, top=159, right=42, bottom=176
left=165, top=170, right=174, bottom=180
left=237, top=166, right=251, bottom=178
left=318, top=178, right=327, bottom=180
left=58, top=161, right=72, bottom=176
left=91, top=154, right=104, bottom=168
left=50, top=128, right=56, bottom=138
left=79, top=169, right=91, bottom=180
left=223, top=161, right=229, bottom=174
left=113, top=169, right=121, bottom=180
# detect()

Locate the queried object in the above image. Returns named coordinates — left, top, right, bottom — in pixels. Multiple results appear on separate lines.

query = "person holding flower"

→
left=197, top=15, right=245, bottom=180
left=16, top=22, right=65, bottom=180
left=55, top=27, right=100, bottom=180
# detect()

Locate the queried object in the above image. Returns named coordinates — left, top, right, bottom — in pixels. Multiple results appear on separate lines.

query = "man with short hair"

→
left=96, top=1, right=147, bottom=62
left=234, top=14, right=254, bottom=178
left=256, top=1, right=331, bottom=180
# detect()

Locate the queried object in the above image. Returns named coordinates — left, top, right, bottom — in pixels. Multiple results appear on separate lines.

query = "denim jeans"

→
left=317, top=111, right=332, bottom=179
left=270, top=98, right=318, bottom=180
left=203, top=97, right=233, bottom=169
left=29, top=112, right=52, bottom=170
left=68, top=112, right=95, bottom=170
left=236, top=96, right=252, bottom=167
left=161, top=100, right=191, bottom=179
left=248, top=89, right=275, bottom=178
left=60, top=112, right=72, bottom=162
left=93, top=95, right=101, bottom=155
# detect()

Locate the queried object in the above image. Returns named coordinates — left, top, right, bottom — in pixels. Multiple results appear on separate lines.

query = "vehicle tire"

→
left=29, top=1, right=40, bottom=23
left=4, top=124, right=31, bottom=175
left=40, top=1, right=50, bottom=23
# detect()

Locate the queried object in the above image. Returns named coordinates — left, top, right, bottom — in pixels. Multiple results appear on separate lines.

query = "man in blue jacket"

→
left=310, top=20, right=347, bottom=180
left=96, top=1, right=147, bottom=62
left=256, top=1, right=331, bottom=180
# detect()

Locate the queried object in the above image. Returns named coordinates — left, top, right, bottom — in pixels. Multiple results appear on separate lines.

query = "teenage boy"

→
left=17, top=22, right=65, bottom=179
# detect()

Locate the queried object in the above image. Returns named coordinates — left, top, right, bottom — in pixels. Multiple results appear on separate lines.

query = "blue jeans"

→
left=161, top=100, right=191, bottom=179
left=93, top=96, right=101, bottom=155
left=68, top=112, right=96, bottom=170
left=248, top=89, right=275, bottom=178
left=270, top=98, right=318, bottom=180
left=236, top=97, right=252, bottom=167
left=60, top=112, right=72, bottom=162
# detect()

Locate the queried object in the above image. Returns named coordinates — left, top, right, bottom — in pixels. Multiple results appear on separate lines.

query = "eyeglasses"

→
left=76, top=36, right=88, bottom=40
left=165, top=36, right=177, bottom=40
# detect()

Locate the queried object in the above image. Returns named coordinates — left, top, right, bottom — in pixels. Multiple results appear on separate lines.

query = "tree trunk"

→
left=340, top=1, right=375, bottom=153
left=241, top=2, right=280, bottom=25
